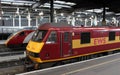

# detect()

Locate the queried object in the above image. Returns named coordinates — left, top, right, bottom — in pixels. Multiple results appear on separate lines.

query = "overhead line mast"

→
left=50, top=0, right=54, bottom=22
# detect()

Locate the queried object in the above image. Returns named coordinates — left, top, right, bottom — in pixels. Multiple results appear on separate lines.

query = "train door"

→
left=60, top=32, right=72, bottom=57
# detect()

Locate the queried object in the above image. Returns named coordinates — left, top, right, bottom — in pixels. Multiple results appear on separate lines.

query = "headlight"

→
left=28, top=51, right=40, bottom=57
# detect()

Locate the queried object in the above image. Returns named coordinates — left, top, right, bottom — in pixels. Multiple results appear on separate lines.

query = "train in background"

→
left=5, top=27, right=36, bottom=49
left=26, top=23, right=120, bottom=69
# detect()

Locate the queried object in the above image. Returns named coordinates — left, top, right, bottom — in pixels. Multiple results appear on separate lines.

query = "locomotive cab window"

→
left=109, top=31, right=115, bottom=41
left=19, top=32, right=25, bottom=36
left=32, top=30, right=47, bottom=42
left=81, top=32, right=90, bottom=44
left=46, top=31, right=57, bottom=44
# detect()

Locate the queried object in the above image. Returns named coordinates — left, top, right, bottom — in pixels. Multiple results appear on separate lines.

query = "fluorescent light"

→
left=1, top=2, right=11, bottom=4
left=1, top=0, right=14, bottom=1
left=86, top=9, right=103, bottom=13
left=116, top=13, right=120, bottom=15
left=43, top=0, right=76, bottom=9
left=54, top=1, right=65, bottom=4
left=43, top=3, right=71, bottom=9
left=44, top=3, right=71, bottom=8
left=54, top=4, right=71, bottom=8
left=1, top=0, right=35, bottom=4
left=54, top=1, right=76, bottom=6
left=1, top=1, right=35, bottom=6
left=66, top=2, right=76, bottom=6
left=12, top=2, right=24, bottom=6
left=106, top=12, right=114, bottom=15
left=86, top=9, right=93, bottom=12
left=41, top=5, right=62, bottom=9
left=94, top=9, right=103, bottom=13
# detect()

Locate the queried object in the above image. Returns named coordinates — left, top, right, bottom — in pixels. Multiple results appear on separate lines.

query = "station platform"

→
left=17, top=53, right=120, bottom=75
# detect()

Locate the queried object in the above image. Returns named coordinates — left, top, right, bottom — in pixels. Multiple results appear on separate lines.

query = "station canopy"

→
left=0, top=0, right=120, bottom=24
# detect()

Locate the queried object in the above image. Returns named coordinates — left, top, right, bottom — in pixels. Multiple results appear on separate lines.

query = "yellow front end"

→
left=26, top=40, right=44, bottom=63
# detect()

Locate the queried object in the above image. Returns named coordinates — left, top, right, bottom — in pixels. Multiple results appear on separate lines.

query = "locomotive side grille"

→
left=28, top=51, right=39, bottom=57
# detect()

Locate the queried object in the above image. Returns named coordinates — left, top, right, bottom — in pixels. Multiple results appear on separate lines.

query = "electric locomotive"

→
left=26, top=23, right=120, bottom=69
left=5, top=27, right=35, bottom=49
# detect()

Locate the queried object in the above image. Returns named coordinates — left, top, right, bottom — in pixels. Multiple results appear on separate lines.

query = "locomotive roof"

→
left=38, top=23, right=120, bottom=31
left=39, top=22, right=72, bottom=28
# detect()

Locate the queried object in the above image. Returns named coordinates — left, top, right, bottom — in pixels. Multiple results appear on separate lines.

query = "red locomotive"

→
left=5, top=27, right=35, bottom=49
left=26, top=23, right=120, bottom=69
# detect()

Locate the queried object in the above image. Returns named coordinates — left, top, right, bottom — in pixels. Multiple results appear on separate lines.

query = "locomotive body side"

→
left=26, top=23, right=120, bottom=69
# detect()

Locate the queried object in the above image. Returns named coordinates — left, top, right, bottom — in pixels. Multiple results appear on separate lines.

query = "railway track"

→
left=0, top=44, right=26, bottom=75
left=0, top=45, right=11, bottom=52
left=0, top=58, right=25, bottom=75
left=0, top=51, right=24, bottom=57
left=0, top=44, right=25, bottom=57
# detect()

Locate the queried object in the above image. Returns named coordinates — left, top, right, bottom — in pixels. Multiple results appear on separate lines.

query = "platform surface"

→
left=17, top=53, right=120, bottom=75
left=63, top=54, right=120, bottom=75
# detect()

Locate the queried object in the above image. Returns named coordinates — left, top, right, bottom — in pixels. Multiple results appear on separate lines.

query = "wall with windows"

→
left=0, top=11, right=119, bottom=27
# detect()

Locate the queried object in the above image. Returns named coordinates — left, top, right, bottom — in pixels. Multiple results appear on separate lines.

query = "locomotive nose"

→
left=27, top=40, right=44, bottom=53
left=26, top=40, right=44, bottom=63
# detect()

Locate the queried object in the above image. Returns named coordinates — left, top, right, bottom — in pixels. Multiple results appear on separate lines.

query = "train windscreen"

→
left=7, top=29, right=22, bottom=39
left=31, top=30, right=47, bottom=42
